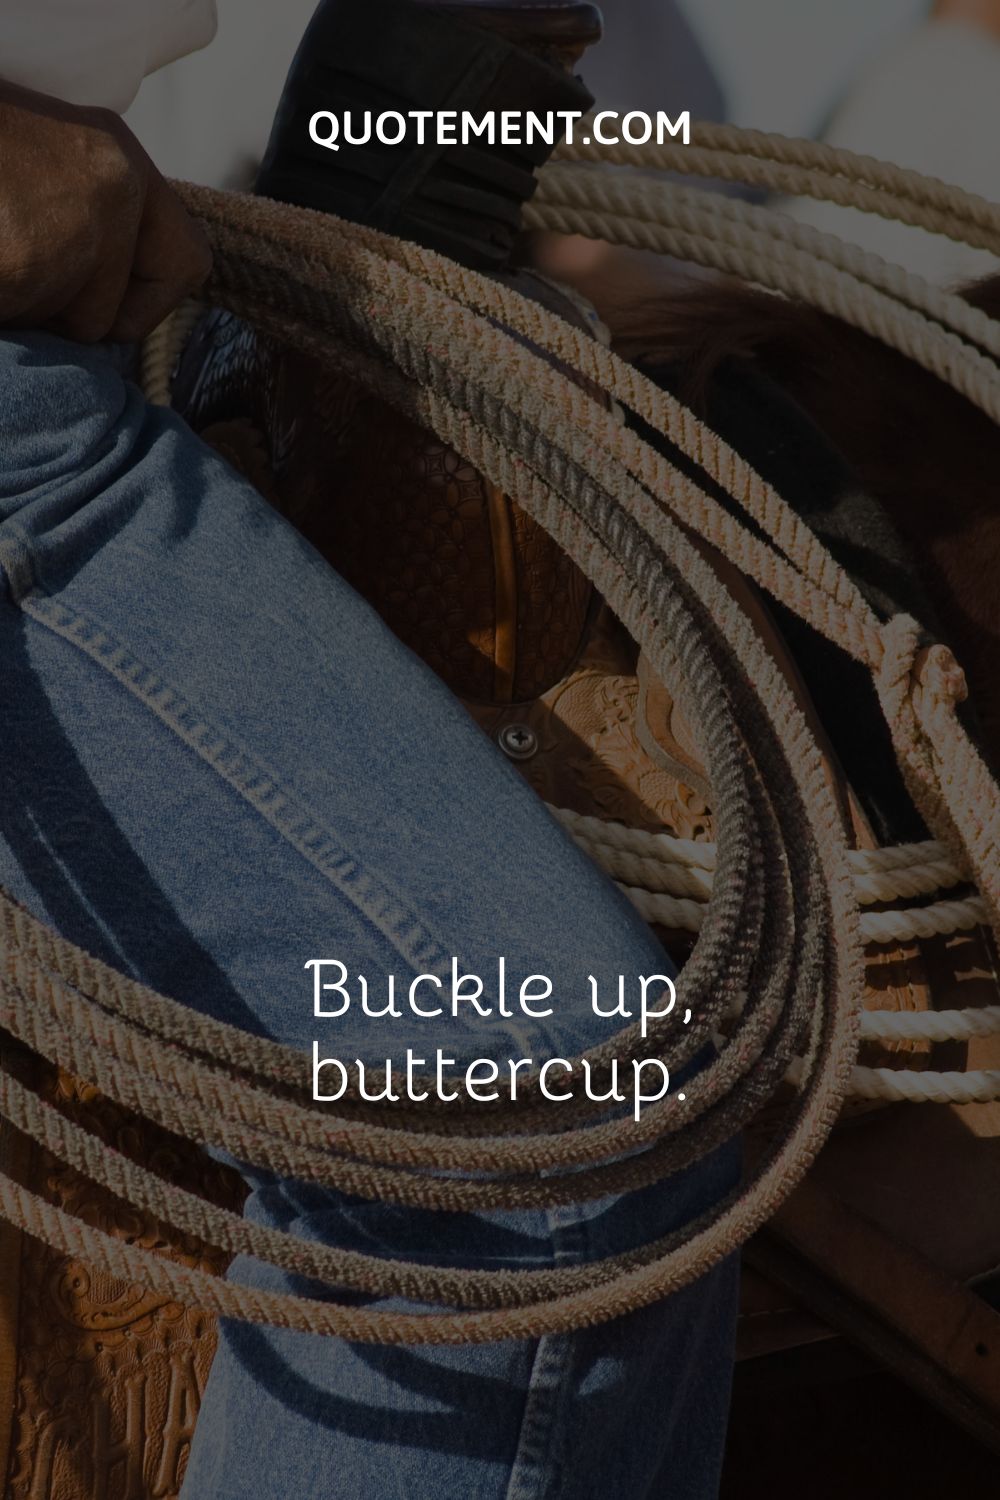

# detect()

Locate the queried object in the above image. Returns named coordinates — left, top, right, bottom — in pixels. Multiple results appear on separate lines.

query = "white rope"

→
left=551, top=120, right=1000, bottom=259
left=782, top=1056, right=1000, bottom=1104
left=551, top=805, right=958, bottom=884
left=527, top=185, right=1000, bottom=430
left=836, top=1066, right=1000, bottom=1107
left=535, top=167, right=1000, bottom=365
left=554, top=808, right=1000, bottom=1095
left=725, top=996, right=1000, bottom=1046
left=552, top=808, right=964, bottom=904
left=618, top=881, right=988, bottom=945
left=852, top=861, right=963, bottom=905
left=858, top=1007, right=1000, bottom=1043
left=858, top=898, right=989, bottom=944
left=551, top=804, right=718, bottom=869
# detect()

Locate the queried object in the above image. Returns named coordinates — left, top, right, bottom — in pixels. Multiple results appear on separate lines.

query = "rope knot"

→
left=917, top=643, right=968, bottom=707
left=876, top=615, right=967, bottom=718
left=874, top=617, right=969, bottom=831
left=874, top=616, right=984, bottom=905
left=876, top=614, right=922, bottom=717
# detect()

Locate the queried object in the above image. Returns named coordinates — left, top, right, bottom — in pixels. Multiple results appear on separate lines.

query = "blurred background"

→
left=125, top=0, right=1000, bottom=285
left=127, top=0, right=926, bottom=180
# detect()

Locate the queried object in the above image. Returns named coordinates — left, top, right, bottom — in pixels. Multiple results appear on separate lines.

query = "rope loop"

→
left=874, top=613, right=924, bottom=750
left=877, top=616, right=968, bottom=716
left=2, top=125, right=1000, bottom=1343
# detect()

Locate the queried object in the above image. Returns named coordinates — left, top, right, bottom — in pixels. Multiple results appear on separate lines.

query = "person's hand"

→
left=0, top=81, right=212, bottom=343
left=933, top=0, right=1000, bottom=39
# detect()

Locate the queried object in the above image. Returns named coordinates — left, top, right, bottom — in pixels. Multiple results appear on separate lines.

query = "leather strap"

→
left=747, top=1175, right=1000, bottom=1452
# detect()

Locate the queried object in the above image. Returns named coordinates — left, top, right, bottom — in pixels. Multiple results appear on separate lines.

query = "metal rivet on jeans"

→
left=498, top=723, right=539, bottom=761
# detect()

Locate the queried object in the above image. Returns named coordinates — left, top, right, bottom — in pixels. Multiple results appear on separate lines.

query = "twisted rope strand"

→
left=537, top=167, right=1000, bottom=363
left=554, top=120, right=1000, bottom=256
left=2, top=127, right=999, bottom=1341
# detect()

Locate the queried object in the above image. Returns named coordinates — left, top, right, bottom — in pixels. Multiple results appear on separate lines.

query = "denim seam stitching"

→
left=504, top=1331, right=574, bottom=1500
left=15, top=586, right=455, bottom=979
left=503, top=1205, right=590, bottom=1500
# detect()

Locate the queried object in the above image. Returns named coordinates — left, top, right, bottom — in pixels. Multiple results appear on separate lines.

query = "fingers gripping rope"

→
left=1, top=127, right=999, bottom=1344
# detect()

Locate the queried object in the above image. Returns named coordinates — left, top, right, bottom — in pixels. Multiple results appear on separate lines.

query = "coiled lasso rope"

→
left=2, top=124, right=1000, bottom=1345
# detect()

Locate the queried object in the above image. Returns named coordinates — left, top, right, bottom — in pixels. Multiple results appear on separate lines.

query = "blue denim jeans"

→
left=0, top=332, right=738, bottom=1498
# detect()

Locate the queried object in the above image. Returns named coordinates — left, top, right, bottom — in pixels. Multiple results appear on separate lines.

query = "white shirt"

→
left=125, top=0, right=319, bottom=187
left=786, top=20, right=1000, bottom=285
left=0, top=0, right=217, bottom=113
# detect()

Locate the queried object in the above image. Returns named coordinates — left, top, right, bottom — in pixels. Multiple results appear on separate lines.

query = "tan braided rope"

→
left=140, top=298, right=204, bottom=407
left=558, top=810, right=964, bottom=906
left=536, top=168, right=1000, bottom=362
left=558, top=810, right=1000, bottom=1098
left=528, top=172, right=1000, bottom=427
left=1, top=127, right=999, bottom=1342
left=555, top=119, right=1000, bottom=258
left=223, top=185, right=1000, bottom=921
